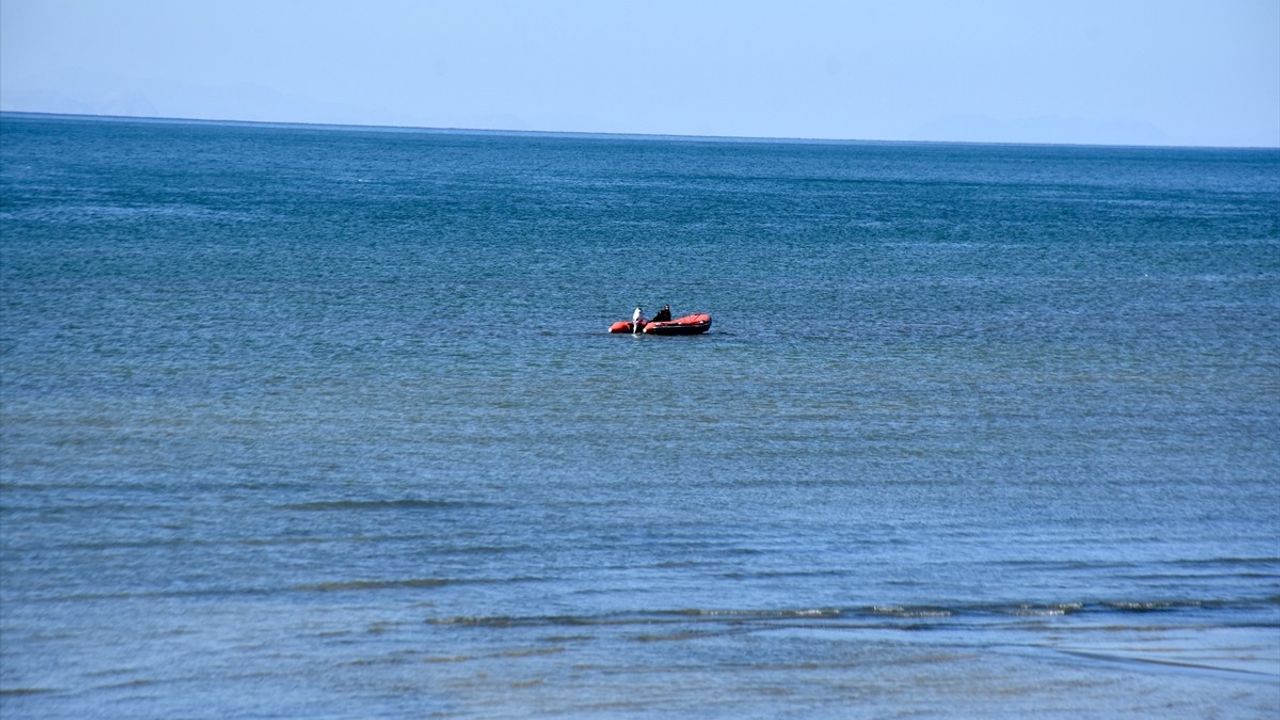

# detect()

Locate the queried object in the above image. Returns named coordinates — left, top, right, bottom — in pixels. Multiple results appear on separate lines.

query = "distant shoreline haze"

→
left=2, top=110, right=1278, bottom=151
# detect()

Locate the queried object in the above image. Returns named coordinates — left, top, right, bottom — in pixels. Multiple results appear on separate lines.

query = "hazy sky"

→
left=2, top=0, right=1277, bottom=146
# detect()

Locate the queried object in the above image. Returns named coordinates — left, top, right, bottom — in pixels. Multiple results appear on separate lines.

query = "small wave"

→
left=279, top=499, right=480, bottom=512
left=871, top=605, right=954, bottom=618
left=1117, top=572, right=1280, bottom=581
left=423, top=597, right=1274, bottom=632
left=429, top=616, right=519, bottom=627
left=295, top=578, right=456, bottom=592
left=1102, top=599, right=1213, bottom=612
left=428, top=615, right=596, bottom=628
left=1169, top=557, right=1280, bottom=567
left=430, top=608, right=843, bottom=629
left=95, top=678, right=157, bottom=691
left=994, top=559, right=1136, bottom=571
left=667, top=608, right=843, bottom=620
left=499, top=646, right=566, bottom=658
left=296, top=575, right=545, bottom=593
left=423, top=654, right=477, bottom=664
left=632, top=629, right=728, bottom=643
left=29, top=575, right=542, bottom=603
left=717, top=569, right=848, bottom=581
left=1011, top=603, right=1084, bottom=616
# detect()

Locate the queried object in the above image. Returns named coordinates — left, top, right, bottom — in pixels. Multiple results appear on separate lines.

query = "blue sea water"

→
left=1, top=113, right=1278, bottom=718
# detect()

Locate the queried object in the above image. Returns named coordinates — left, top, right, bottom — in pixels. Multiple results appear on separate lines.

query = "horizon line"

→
left=2, top=109, right=1277, bottom=152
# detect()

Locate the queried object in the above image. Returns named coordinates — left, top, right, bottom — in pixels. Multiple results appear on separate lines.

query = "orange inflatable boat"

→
left=609, top=313, right=712, bottom=335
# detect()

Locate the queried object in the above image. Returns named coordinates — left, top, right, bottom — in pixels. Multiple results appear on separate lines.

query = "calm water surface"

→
left=2, top=114, right=1278, bottom=718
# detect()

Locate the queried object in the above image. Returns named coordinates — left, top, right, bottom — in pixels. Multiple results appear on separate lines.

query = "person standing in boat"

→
left=632, top=306, right=644, bottom=334
left=651, top=304, right=672, bottom=323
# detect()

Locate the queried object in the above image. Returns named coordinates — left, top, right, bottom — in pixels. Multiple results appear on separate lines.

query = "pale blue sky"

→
left=2, top=0, right=1277, bottom=146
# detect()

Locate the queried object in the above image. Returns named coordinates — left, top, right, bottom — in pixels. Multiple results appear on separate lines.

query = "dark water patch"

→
left=429, top=615, right=601, bottom=628
left=296, top=578, right=458, bottom=592
left=296, top=576, right=547, bottom=593
left=421, top=647, right=566, bottom=665
left=84, top=667, right=138, bottom=678
left=716, top=569, right=850, bottom=581
left=649, top=559, right=718, bottom=569
left=539, top=634, right=595, bottom=644
left=427, top=598, right=1277, bottom=632
left=498, top=646, right=566, bottom=659
left=341, top=654, right=414, bottom=668
left=95, top=678, right=157, bottom=691
left=666, top=607, right=845, bottom=620
left=630, top=628, right=742, bottom=643
left=993, top=559, right=1139, bottom=571
left=278, top=499, right=486, bottom=512
left=422, top=654, right=477, bottom=664
left=1168, top=556, right=1280, bottom=567
left=1116, top=572, right=1280, bottom=581
left=0, top=687, right=56, bottom=696
left=425, top=608, right=915, bottom=630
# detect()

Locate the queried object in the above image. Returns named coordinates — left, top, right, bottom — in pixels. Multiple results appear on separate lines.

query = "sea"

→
left=1, top=112, right=1278, bottom=719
